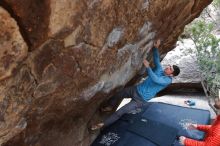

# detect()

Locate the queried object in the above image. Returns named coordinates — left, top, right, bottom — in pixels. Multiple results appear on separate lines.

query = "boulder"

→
left=161, top=39, right=201, bottom=83
left=0, top=0, right=212, bottom=145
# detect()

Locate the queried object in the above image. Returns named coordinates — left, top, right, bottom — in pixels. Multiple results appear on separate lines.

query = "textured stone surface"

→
left=0, top=0, right=212, bottom=146
left=0, top=7, right=28, bottom=80
left=161, top=39, right=201, bottom=83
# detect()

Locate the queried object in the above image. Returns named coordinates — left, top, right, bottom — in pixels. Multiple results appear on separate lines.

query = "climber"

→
left=90, top=39, right=180, bottom=131
left=179, top=98, right=220, bottom=146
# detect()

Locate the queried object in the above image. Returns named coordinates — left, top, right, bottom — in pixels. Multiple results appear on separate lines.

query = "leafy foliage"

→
left=183, top=19, right=220, bottom=98
left=213, top=0, right=220, bottom=7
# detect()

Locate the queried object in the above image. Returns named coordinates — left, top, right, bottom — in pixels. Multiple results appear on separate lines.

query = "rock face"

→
left=0, top=0, right=212, bottom=146
left=160, top=39, right=203, bottom=93
left=161, top=39, right=201, bottom=83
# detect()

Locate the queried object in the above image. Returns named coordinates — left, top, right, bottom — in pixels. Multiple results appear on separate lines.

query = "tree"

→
left=183, top=19, right=220, bottom=99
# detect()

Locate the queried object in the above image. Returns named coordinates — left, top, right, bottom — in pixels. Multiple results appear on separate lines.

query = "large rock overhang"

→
left=0, top=0, right=212, bottom=146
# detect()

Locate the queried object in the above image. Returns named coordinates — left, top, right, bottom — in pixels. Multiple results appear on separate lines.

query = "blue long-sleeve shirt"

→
left=136, top=47, right=172, bottom=101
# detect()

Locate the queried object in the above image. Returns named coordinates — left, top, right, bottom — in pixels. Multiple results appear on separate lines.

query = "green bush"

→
left=184, top=19, right=220, bottom=98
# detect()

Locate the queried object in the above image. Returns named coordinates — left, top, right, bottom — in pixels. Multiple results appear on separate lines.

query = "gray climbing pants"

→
left=104, top=86, right=146, bottom=127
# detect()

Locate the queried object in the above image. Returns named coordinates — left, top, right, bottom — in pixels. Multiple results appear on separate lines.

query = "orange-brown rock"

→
left=0, top=0, right=212, bottom=146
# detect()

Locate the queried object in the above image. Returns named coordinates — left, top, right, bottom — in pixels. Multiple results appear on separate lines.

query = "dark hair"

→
left=172, top=65, right=180, bottom=76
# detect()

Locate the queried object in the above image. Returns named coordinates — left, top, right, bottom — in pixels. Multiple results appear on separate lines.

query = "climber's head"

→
left=164, top=65, right=180, bottom=77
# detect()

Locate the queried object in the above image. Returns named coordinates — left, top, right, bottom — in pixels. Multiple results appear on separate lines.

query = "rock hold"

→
left=0, top=0, right=212, bottom=146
